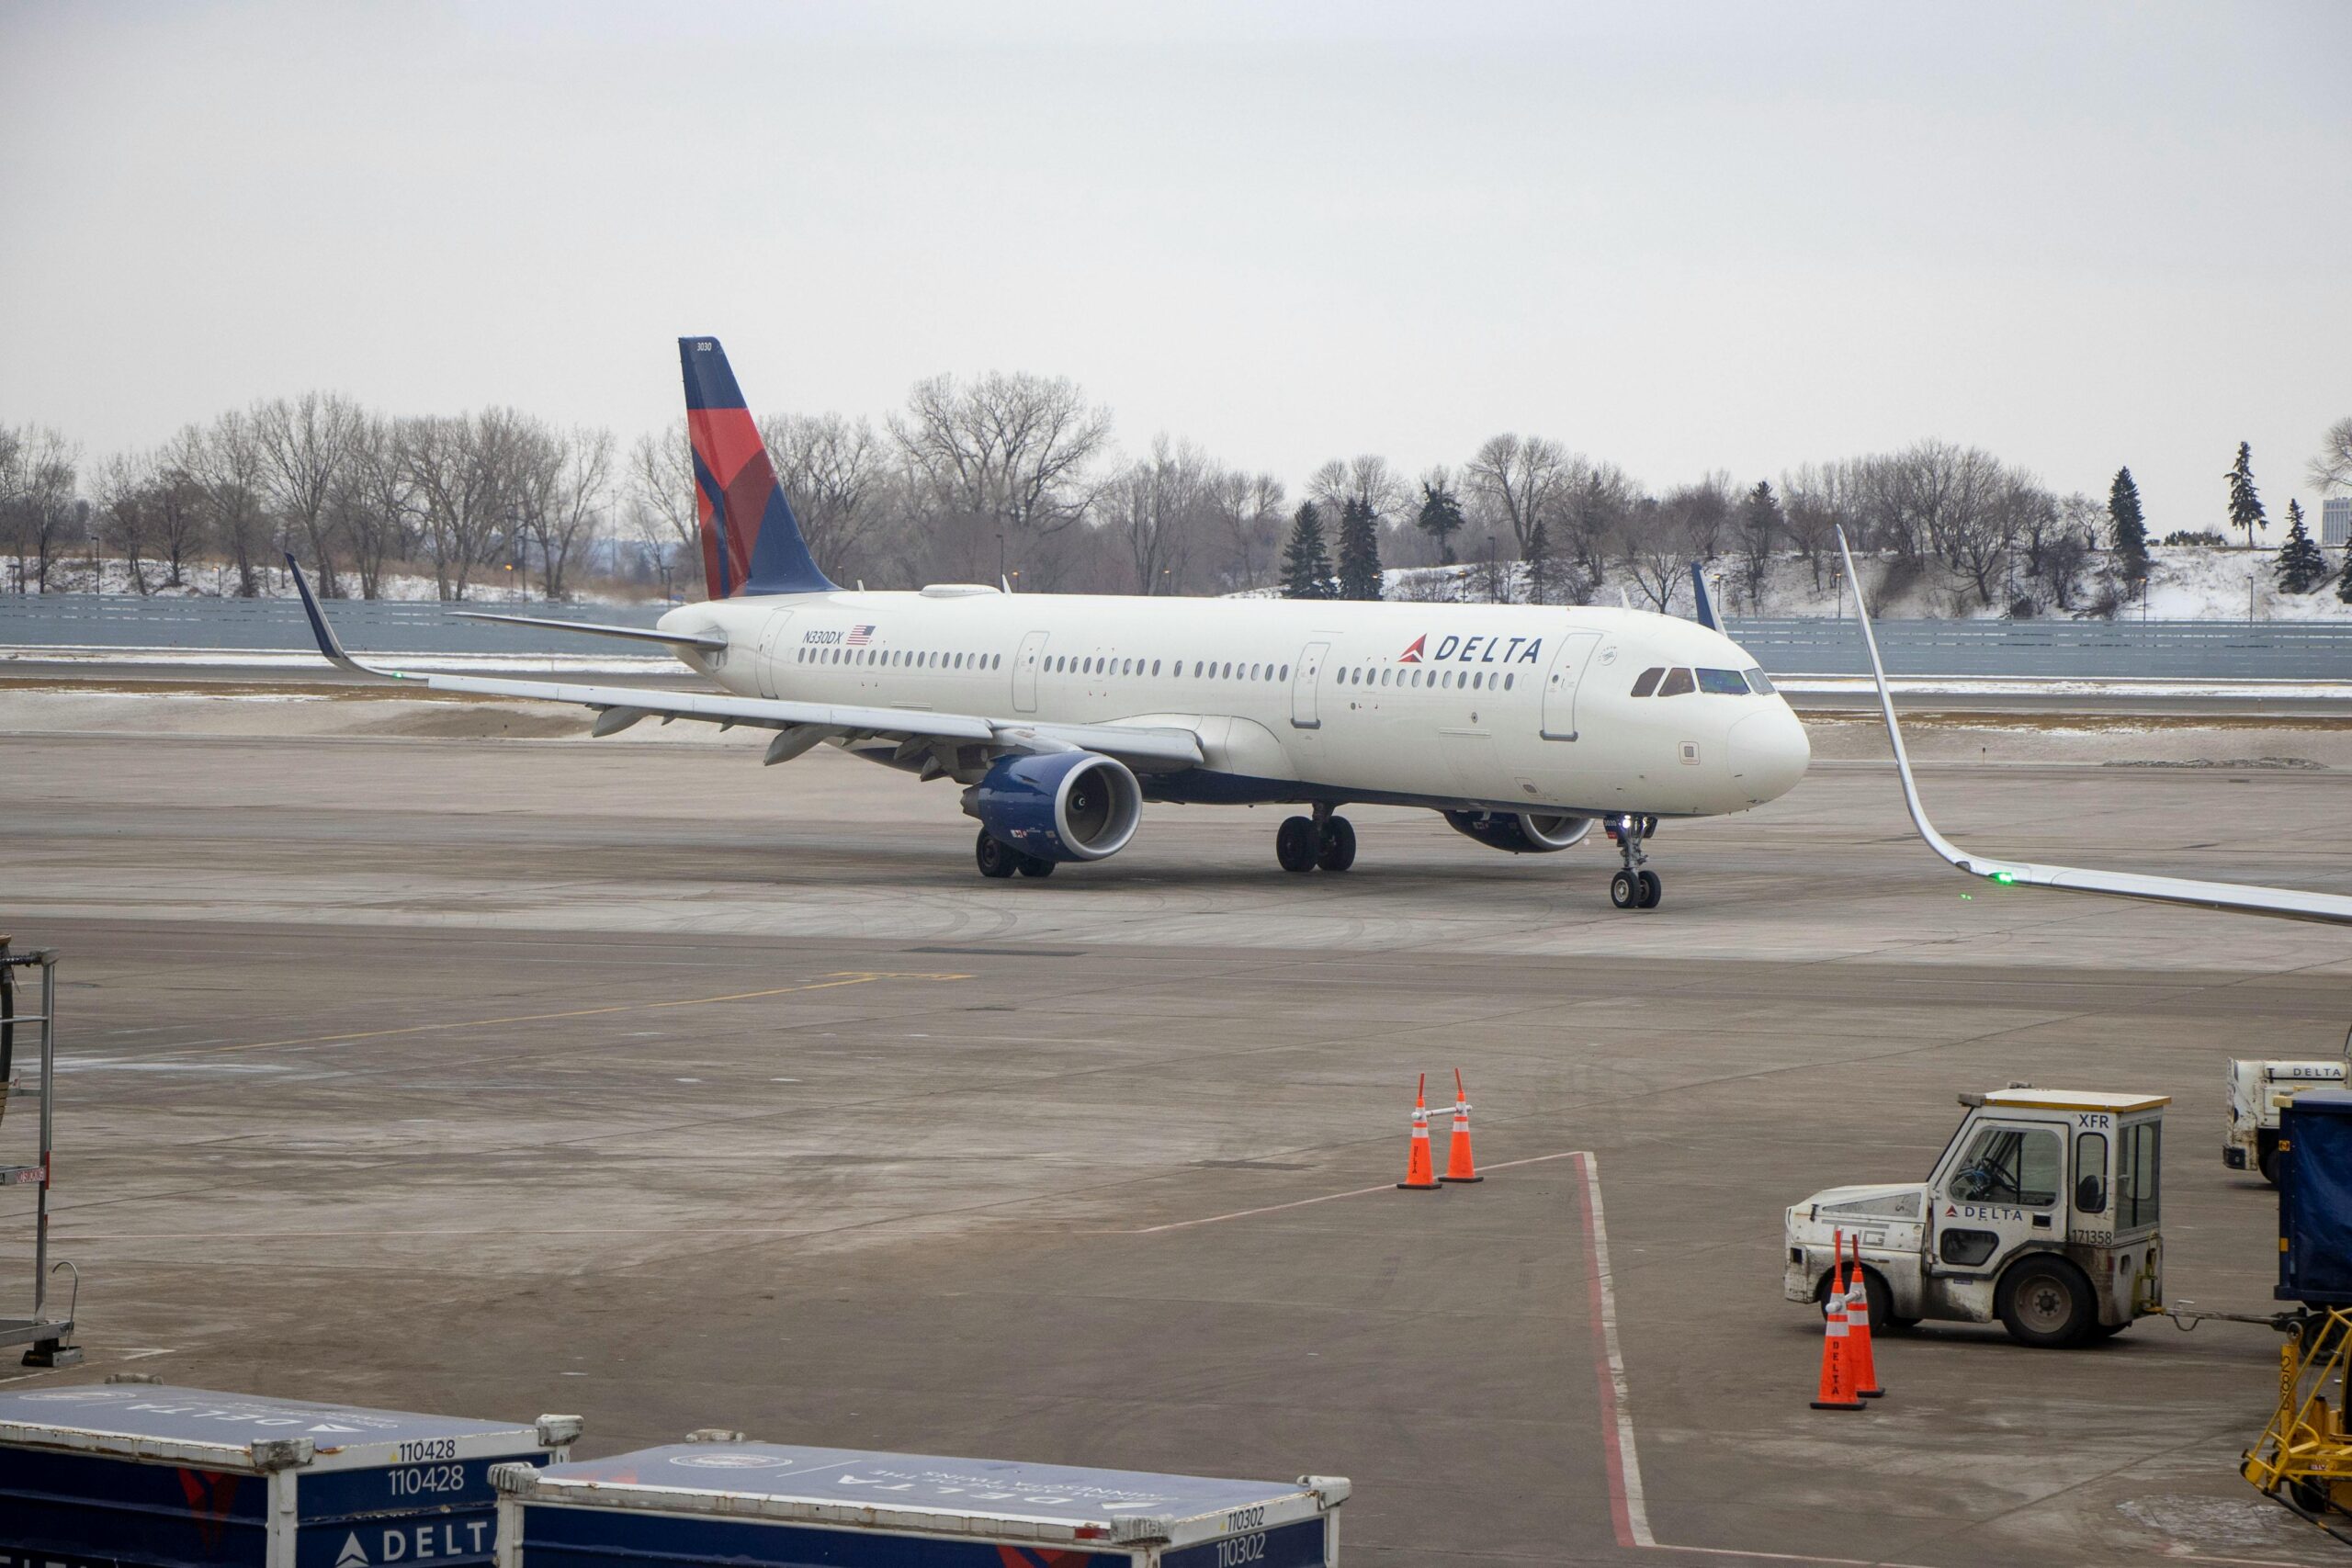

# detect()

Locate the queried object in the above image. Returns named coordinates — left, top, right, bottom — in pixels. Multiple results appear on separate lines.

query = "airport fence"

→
left=5, top=593, right=2352, bottom=678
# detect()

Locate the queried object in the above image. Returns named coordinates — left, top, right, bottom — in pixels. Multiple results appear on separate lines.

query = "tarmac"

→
left=6, top=678, right=2352, bottom=1565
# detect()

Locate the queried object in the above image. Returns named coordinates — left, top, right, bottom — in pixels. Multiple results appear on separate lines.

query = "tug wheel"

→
left=1996, top=1256, right=2096, bottom=1348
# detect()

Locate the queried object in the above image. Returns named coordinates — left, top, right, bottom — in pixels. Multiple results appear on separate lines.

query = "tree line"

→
left=5, top=380, right=2347, bottom=615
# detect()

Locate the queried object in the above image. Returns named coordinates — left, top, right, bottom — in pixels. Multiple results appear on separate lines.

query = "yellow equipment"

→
left=2244, top=1309, right=2352, bottom=1537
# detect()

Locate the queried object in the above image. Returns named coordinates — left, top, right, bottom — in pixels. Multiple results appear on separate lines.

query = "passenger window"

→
left=1657, top=668, right=1696, bottom=697
left=1697, top=668, right=1747, bottom=695
left=2074, top=1133, right=2108, bottom=1214
left=1744, top=667, right=1776, bottom=695
left=1631, top=668, right=1663, bottom=697
left=1152, top=660, right=1160, bottom=675
left=1503, top=673, right=1513, bottom=691
left=1280, top=665, right=1289, bottom=681
left=1223, top=663, right=1233, bottom=679
left=1949, top=1126, right=2061, bottom=1207
left=1472, top=672, right=1484, bottom=689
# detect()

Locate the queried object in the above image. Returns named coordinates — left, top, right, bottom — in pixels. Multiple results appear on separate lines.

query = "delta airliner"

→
left=291, top=337, right=1810, bottom=905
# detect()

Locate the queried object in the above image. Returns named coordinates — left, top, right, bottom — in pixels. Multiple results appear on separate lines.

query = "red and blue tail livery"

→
left=679, top=337, right=837, bottom=599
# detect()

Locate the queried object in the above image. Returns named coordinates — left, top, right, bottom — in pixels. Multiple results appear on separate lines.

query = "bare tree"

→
left=2022, top=492, right=2100, bottom=613
left=890, top=371, right=1112, bottom=588
left=334, top=416, right=420, bottom=598
left=1778, top=462, right=1855, bottom=591
left=1945, top=469, right=2041, bottom=609
left=626, top=423, right=698, bottom=594
left=0, top=425, right=82, bottom=593
left=514, top=423, right=614, bottom=600
left=1206, top=469, right=1285, bottom=591
left=96, top=451, right=163, bottom=593
left=1463, top=434, right=1568, bottom=557
left=252, top=391, right=363, bottom=596
left=1104, top=436, right=1217, bottom=594
left=764, top=412, right=885, bottom=581
left=171, top=412, right=272, bottom=596
left=1611, top=497, right=1687, bottom=612
left=2312, top=417, right=2352, bottom=497
left=1559, top=461, right=1635, bottom=591
left=403, top=409, right=531, bottom=600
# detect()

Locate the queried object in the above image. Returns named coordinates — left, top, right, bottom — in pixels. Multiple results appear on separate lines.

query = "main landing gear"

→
left=975, top=829, right=1056, bottom=880
left=1277, top=805, right=1356, bottom=874
left=1604, top=814, right=1662, bottom=909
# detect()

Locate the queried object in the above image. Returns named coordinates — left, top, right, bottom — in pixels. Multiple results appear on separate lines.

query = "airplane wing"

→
left=448, top=610, right=729, bottom=651
left=288, top=557, right=1204, bottom=774
left=1836, top=527, right=2352, bottom=926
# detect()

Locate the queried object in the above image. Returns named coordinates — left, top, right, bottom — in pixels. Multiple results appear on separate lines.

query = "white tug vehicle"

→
left=1784, top=1088, right=2166, bottom=1348
left=2224, top=1030, right=2349, bottom=1185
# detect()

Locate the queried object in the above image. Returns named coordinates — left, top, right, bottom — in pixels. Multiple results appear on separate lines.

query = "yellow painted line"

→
left=177, top=971, right=972, bottom=1056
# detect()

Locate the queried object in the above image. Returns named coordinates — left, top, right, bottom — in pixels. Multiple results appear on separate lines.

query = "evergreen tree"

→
left=1736, top=479, right=1782, bottom=608
left=1525, top=516, right=1554, bottom=604
left=2108, top=467, right=2149, bottom=586
left=1337, top=497, right=1384, bottom=600
left=1281, top=502, right=1335, bottom=600
left=1416, top=480, right=1466, bottom=564
left=2277, top=499, right=2327, bottom=593
left=2337, top=522, right=2352, bottom=604
left=2225, top=441, right=2267, bottom=547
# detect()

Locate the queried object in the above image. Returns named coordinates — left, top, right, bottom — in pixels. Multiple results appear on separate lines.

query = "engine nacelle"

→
left=1442, top=809, right=1597, bottom=854
left=967, top=751, right=1142, bottom=863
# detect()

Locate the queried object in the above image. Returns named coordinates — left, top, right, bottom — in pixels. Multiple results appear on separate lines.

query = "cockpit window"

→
left=1630, top=667, right=1664, bottom=698
left=1697, top=668, right=1747, bottom=695
left=1656, top=667, right=1696, bottom=697
left=1744, top=667, right=1776, bottom=695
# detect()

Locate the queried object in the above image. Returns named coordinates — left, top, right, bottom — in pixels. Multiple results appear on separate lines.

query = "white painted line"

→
left=1128, top=1148, right=1586, bottom=1234
left=1577, top=1150, right=1656, bottom=1549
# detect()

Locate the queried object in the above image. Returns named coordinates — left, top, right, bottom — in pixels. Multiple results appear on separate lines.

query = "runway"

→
left=4, top=684, right=2350, bottom=1565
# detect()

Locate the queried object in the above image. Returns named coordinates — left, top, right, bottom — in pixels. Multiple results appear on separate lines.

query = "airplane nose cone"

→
left=1728, top=704, right=1810, bottom=803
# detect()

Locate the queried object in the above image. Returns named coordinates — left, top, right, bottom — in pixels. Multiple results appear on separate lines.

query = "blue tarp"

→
left=2279, top=1089, right=2352, bottom=1305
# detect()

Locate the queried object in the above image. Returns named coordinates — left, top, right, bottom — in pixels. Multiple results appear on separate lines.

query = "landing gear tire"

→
left=975, top=831, right=1019, bottom=879
left=1317, top=815, right=1357, bottom=873
left=1611, top=870, right=1638, bottom=908
left=1996, top=1257, right=2096, bottom=1348
left=1016, top=854, right=1056, bottom=878
left=1636, top=869, right=1662, bottom=908
left=1276, top=816, right=1318, bottom=874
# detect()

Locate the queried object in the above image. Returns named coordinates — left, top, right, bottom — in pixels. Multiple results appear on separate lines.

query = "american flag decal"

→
left=846, top=625, right=874, bottom=646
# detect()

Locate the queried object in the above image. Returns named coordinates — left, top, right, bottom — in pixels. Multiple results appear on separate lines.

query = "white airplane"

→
left=288, top=337, right=1810, bottom=905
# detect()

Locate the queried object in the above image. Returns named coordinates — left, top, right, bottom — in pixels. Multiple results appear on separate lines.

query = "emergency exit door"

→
left=1291, top=641, right=1329, bottom=728
left=1540, top=631, right=1602, bottom=740
left=1012, top=630, right=1049, bottom=713
left=754, top=611, right=796, bottom=699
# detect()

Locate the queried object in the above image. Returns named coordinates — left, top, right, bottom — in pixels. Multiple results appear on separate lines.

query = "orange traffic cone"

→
left=1845, top=1233, right=1884, bottom=1399
left=1396, top=1074, right=1442, bottom=1190
left=1440, top=1068, right=1483, bottom=1184
left=1810, top=1228, right=1863, bottom=1411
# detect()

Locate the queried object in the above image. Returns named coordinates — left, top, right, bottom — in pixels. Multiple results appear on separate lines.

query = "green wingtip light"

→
left=1991, top=871, right=2016, bottom=885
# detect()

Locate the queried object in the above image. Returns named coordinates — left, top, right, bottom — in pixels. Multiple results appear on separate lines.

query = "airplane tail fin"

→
left=678, top=337, right=838, bottom=600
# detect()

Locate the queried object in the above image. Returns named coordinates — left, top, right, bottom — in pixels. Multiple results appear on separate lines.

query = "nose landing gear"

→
left=1605, top=814, right=1662, bottom=909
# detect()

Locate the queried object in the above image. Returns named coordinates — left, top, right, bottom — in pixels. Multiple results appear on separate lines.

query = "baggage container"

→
left=492, top=1440, right=1350, bottom=1568
left=0, top=1382, right=580, bottom=1568
left=2278, top=1088, right=2352, bottom=1306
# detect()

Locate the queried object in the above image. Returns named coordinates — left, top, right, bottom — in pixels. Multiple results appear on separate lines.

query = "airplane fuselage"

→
left=660, top=588, right=1810, bottom=818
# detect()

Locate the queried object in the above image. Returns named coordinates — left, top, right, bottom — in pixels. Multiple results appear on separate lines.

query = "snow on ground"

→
left=6, top=558, right=654, bottom=604
left=1245, top=545, right=2352, bottom=622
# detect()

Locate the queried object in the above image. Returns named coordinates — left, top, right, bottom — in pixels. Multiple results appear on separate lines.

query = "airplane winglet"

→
left=1835, top=526, right=2352, bottom=925
left=1834, top=528, right=2019, bottom=881
left=285, top=554, right=397, bottom=681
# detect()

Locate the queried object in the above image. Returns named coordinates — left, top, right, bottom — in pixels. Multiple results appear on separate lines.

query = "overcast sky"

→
left=3, top=1, right=2346, bottom=535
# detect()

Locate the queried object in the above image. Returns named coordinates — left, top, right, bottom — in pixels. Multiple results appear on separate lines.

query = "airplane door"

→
left=1540, top=631, right=1602, bottom=740
left=754, top=611, right=796, bottom=699
left=1291, top=641, right=1329, bottom=728
left=1013, top=629, right=1048, bottom=713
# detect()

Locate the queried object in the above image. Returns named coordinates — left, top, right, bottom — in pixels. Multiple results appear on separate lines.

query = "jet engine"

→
left=1442, top=809, right=1597, bottom=854
left=967, top=751, right=1142, bottom=863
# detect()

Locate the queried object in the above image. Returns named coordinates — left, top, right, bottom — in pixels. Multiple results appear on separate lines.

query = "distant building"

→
left=2326, top=497, right=2352, bottom=548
